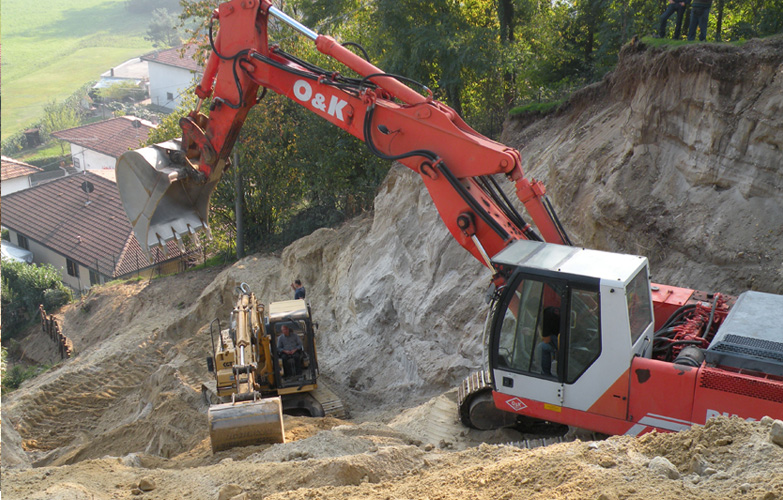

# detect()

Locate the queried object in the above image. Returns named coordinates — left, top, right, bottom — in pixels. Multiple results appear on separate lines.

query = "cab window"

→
left=495, top=277, right=601, bottom=383
left=495, top=278, right=564, bottom=379
left=626, top=268, right=653, bottom=344
left=565, top=288, right=600, bottom=383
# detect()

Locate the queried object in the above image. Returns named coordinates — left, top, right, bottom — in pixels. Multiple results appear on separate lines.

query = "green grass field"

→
left=1, top=0, right=157, bottom=141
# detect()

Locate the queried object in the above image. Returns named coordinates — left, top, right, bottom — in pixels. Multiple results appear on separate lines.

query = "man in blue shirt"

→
left=291, top=279, right=306, bottom=300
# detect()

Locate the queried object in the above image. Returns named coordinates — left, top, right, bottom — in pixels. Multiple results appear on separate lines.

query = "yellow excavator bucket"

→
left=208, top=396, right=286, bottom=453
left=115, top=140, right=218, bottom=257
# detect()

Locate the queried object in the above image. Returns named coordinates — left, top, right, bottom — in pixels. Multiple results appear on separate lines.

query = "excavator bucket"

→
left=208, top=397, right=286, bottom=453
left=115, top=140, right=218, bottom=257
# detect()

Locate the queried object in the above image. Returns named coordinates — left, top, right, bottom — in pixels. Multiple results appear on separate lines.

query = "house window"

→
left=2, top=230, right=9, bottom=241
left=166, top=92, right=174, bottom=102
left=89, top=270, right=101, bottom=286
left=17, top=234, right=29, bottom=250
left=73, top=157, right=80, bottom=169
left=66, top=259, right=80, bottom=278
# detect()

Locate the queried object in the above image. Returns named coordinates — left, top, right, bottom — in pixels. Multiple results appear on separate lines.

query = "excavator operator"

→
left=540, top=306, right=561, bottom=377
left=277, top=325, right=303, bottom=377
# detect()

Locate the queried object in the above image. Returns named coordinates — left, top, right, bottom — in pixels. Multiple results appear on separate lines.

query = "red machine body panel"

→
left=627, top=356, right=698, bottom=424
left=692, top=367, right=783, bottom=423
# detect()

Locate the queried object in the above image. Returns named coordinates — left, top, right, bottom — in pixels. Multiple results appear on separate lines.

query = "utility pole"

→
left=234, top=151, right=245, bottom=259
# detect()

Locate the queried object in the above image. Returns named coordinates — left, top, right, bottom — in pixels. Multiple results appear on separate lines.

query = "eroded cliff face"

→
left=502, top=37, right=783, bottom=295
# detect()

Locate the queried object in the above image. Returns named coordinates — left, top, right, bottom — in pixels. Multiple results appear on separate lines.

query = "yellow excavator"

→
left=204, top=283, right=345, bottom=452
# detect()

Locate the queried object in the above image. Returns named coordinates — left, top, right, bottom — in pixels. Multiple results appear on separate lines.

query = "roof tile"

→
left=140, top=44, right=203, bottom=73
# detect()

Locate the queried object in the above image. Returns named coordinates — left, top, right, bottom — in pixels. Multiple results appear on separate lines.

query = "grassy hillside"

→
left=1, top=0, right=157, bottom=141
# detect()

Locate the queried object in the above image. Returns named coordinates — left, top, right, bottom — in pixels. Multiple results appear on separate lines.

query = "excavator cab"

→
left=461, top=240, right=653, bottom=429
left=266, top=301, right=326, bottom=417
left=472, top=239, right=655, bottom=434
left=269, top=319, right=317, bottom=384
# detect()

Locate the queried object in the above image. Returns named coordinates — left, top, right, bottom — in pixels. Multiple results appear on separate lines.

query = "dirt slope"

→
left=2, top=38, right=783, bottom=499
left=503, top=37, right=783, bottom=295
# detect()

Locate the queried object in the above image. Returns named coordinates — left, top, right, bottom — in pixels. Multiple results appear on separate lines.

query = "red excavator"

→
left=116, top=0, right=783, bottom=448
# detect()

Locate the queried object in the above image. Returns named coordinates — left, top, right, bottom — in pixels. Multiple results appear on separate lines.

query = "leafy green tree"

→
left=40, top=99, right=81, bottom=154
left=369, top=0, right=501, bottom=119
left=145, top=8, right=182, bottom=48
left=98, top=81, right=147, bottom=102
left=1, top=260, right=72, bottom=341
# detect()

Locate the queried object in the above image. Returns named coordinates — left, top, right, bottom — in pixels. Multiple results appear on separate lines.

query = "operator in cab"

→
left=277, top=325, right=303, bottom=377
left=541, top=306, right=561, bottom=377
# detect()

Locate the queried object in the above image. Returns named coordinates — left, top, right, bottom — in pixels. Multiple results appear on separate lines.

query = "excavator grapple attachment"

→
left=208, top=396, right=286, bottom=453
left=115, top=140, right=217, bottom=257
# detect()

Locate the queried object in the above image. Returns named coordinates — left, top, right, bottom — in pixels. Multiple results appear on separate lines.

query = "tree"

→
left=98, top=81, right=147, bottom=102
left=41, top=99, right=81, bottom=154
left=1, top=260, right=72, bottom=341
left=145, top=8, right=181, bottom=48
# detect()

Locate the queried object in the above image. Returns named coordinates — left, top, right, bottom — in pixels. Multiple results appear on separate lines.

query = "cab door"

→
left=490, top=275, right=566, bottom=407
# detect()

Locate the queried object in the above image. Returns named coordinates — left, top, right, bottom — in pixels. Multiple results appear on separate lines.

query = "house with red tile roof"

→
left=141, top=44, right=203, bottom=111
left=1, top=156, right=43, bottom=195
left=2, top=171, right=192, bottom=293
left=52, top=116, right=156, bottom=171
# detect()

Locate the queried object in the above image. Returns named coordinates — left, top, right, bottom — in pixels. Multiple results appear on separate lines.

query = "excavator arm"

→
left=117, top=0, right=570, bottom=269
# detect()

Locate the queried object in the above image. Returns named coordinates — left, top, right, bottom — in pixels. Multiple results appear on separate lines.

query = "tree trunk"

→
left=715, top=0, right=725, bottom=41
left=499, top=0, right=516, bottom=107
left=447, top=85, right=463, bottom=117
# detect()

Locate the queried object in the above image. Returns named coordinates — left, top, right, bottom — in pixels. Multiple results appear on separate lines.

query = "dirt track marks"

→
left=16, top=343, right=169, bottom=461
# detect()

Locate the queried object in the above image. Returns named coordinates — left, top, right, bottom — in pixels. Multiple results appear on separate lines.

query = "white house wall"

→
left=148, top=63, right=198, bottom=111
left=1, top=176, right=31, bottom=195
left=69, top=144, right=117, bottom=171
left=3, top=228, right=107, bottom=293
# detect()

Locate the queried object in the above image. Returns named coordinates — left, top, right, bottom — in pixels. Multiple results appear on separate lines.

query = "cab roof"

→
left=492, top=240, right=647, bottom=285
left=268, top=299, right=309, bottom=322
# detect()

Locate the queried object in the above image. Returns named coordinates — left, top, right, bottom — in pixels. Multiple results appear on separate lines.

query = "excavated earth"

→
left=2, top=38, right=783, bottom=500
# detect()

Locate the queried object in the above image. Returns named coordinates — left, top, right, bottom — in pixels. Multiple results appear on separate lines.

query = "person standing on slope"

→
left=291, top=279, right=306, bottom=300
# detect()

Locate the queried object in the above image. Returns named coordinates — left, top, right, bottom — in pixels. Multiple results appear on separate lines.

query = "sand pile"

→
left=3, top=413, right=782, bottom=499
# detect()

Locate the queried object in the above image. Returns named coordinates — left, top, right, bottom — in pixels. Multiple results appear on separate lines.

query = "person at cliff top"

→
left=658, top=0, right=690, bottom=40
left=688, top=0, right=712, bottom=41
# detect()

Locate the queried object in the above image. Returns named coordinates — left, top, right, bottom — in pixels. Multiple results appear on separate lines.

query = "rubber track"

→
left=457, top=370, right=493, bottom=428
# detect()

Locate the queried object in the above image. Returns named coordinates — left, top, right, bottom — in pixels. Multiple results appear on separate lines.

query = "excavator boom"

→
left=117, top=0, right=569, bottom=265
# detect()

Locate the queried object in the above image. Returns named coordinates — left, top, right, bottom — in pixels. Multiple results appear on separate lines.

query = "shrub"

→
left=1, top=260, right=72, bottom=340
left=1, top=364, right=51, bottom=392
